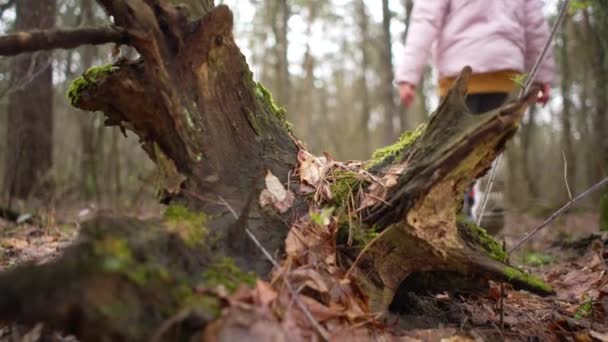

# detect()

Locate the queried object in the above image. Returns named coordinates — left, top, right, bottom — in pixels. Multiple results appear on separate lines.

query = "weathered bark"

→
left=347, top=71, right=551, bottom=311
left=0, top=4, right=298, bottom=339
left=0, top=26, right=128, bottom=56
left=0, top=2, right=552, bottom=340
left=69, top=3, right=299, bottom=275
left=3, top=0, right=56, bottom=200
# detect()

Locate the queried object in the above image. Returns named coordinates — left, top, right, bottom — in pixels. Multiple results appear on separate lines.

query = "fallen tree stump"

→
left=0, top=1, right=553, bottom=340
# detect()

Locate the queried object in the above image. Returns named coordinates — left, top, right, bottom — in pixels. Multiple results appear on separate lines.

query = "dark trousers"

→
left=465, top=92, right=509, bottom=115
left=462, top=92, right=509, bottom=218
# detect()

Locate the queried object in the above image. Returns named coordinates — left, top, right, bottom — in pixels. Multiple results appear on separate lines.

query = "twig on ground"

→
left=478, top=0, right=571, bottom=222
left=196, top=190, right=330, bottom=340
left=508, top=176, right=608, bottom=255
left=562, top=151, right=573, bottom=200
left=217, top=195, right=239, bottom=219
left=244, top=228, right=331, bottom=341
left=476, top=154, right=503, bottom=225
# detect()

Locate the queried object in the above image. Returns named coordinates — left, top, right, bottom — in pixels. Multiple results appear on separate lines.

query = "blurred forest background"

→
left=0, top=0, right=607, bottom=219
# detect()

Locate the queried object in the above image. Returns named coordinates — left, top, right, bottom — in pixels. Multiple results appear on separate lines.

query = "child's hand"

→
left=535, top=83, right=551, bottom=105
left=398, top=82, right=416, bottom=107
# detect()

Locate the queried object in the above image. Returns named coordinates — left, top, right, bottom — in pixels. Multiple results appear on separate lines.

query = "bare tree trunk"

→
left=520, top=105, right=540, bottom=201
left=355, top=0, right=371, bottom=156
left=271, top=0, right=290, bottom=108
left=292, top=2, right=316, bottom=150
left=559, top=18, right=576, bottom=198
left=380, top=0, right=396, bottom=144
left=78, top=0, right=102, bottom=202
left=3, top=0, right=56, bottom=201
left=398, top=0, right=414, bottom=130
left=584, top=9, right=608, bottom=193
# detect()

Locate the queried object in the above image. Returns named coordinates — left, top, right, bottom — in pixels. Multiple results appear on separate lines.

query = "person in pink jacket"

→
left=396, top=0, right=555, bottom=113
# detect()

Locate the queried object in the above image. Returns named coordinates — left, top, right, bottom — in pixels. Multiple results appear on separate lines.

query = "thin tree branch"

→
left=478, top=0, right=571, bottom=221
left=508, top=176, right=608, bottom=254
left=211, top=193, right=330, bottom=341
left=0, top=26, right=128, bottom=56
left=521, top=0, right=571, bottom=96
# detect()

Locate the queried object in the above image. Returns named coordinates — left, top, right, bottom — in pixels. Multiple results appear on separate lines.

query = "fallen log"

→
left=0, top=1, right=552, bottom=340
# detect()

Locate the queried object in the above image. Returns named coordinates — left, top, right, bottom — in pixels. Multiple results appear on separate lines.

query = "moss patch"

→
left=366, top=124, right=425, bottom=169
left=67, top=64, right=118, bottom=106
left=457, top=216, right=507, bottom=263
left=330, top=170, right=362, bottom=206
left=93, top=236, right=170, bottom=287
left=201, top=257, right=256, bottom=292
left=254, top=82, right=293, bottom=132
left=503, top=266, right=553, bottom=294
left=600, top=192, right=608, bottom=232
left=163, top=204, right=207, bottom=247
left=337, top=219, right=380, bottom=248
left=524, top=252, right=554, bottom=266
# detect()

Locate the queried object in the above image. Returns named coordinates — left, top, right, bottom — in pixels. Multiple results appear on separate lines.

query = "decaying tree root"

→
left=0, top=1, right=553, bottom=340
left=341, top=69, right=553, bottom=312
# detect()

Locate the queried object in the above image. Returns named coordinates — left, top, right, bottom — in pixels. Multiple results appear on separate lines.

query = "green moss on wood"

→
left=600, top=192, right=608, bottom=232
left=336, top=219, right=380, bottom=248
left=457, top=216, right=508, bottom=263
left=201, top=257, right=256, bottom=292
left=171, top=283, right=222, bottom=318
left=330, top=170, right=362, bottom=206
left=366, top=124, right=426, bottom=169
left=503, top=266, right=553, bottom=293
left=254, top=82, right=293, bottom=131
left=163, top=204, right=207, bottom=247
left=92, top=236, right=171, bottom=287
left=67, top=64, right=118, bottom=106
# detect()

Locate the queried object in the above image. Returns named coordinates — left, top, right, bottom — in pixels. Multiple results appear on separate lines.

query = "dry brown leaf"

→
left=265, top=169, right=287, bottom=201
left=259, top=170, right=295, bottom=213
left=289, top=268, right=330, bottom=294
left=254, top=280, right=278, bottom=307
left=275, top=191, right=295, bottom=214
left=299, top=154, right=322, bottom=187
left=1, top=238, right=28, bottom=249
left=360, top=162, right=408, bottom=208
left=297, top=296, right=342, bottom=322
left=285, top=228, right=308, bottom=257
left=590, top=330, right=608, bottom=342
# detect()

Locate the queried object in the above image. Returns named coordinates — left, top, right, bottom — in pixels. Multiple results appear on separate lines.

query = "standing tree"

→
left=0, top=1, right=552, bottom=340
left=3, top=0, right=56, bottom=200
left=380, top=0, right=396, bottom=144
left=355, top=0, right=372, bottom=155
left=272, top=0, right=291, bottom=108
left=559, top=15, right=576, bottom=199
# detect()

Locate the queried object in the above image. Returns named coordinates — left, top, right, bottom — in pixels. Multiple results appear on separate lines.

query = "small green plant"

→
left=524, top=252, right=554, bottom=266
left=574, top=296, right=593, bottom=320
left=600, top=192, right=608, bottom=232
left=310, top=207, right=335, bottom=227
left=510, top=73, right=528, bottom=89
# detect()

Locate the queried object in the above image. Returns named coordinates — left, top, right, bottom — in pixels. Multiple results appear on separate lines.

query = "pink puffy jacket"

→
left=396, top=0, right=555, bottom=86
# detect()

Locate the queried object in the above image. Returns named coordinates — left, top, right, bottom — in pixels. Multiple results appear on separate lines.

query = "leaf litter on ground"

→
left=1, top=151, right=608, bottom=341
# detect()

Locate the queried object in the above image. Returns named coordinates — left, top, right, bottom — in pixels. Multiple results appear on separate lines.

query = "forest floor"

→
left=0, top=207, right=606, bottom=341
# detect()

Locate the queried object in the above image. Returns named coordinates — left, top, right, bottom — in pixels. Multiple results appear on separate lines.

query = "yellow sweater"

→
left=438, top=70, right=520, bottom=97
